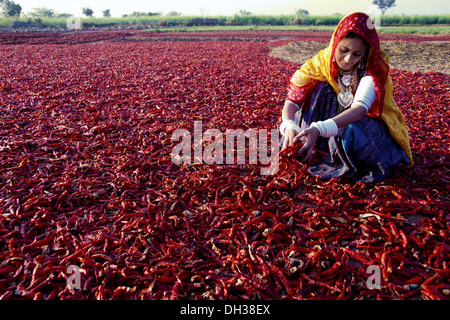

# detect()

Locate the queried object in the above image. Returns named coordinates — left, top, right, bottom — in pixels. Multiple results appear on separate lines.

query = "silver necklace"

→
left=337, top=68, right=356, bottom=109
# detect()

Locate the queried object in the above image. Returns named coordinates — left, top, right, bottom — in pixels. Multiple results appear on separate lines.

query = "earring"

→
left=358, top=58, right=365, bottom=70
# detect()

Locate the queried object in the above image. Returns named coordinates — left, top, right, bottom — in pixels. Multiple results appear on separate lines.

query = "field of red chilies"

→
left=0, top=30, right=449, bottom=300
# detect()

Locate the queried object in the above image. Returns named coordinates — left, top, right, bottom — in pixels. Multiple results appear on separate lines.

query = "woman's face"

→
left=334, top=37, right=367, bottom=72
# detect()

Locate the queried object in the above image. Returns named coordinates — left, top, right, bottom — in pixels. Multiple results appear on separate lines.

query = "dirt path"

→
left=269, top=41, right=450, bottom=74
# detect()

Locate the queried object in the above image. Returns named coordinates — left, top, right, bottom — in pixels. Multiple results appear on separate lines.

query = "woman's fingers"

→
left=293, top=130, right=308, bottom=153
left=301, top=148, right=315, bottom=163
left=282, top=128, right=318, bottom=163
left=282, top=129, right=297, bottom=149
left=292, top=130, right=305, bottom=143
left=282, top=135, right=292, bottom=150
left=282, top=136, right=289, bottom=149
left=292, top=127, right=319, bottom=162
left=296, top=143, right=309, bottom=155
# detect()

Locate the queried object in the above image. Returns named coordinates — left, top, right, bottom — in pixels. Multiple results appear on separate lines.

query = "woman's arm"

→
left=281, top=100, right=301, bottom=150
left=282, top=100, right=300, bottom=122
left=332, top=104, right=367, bottom=127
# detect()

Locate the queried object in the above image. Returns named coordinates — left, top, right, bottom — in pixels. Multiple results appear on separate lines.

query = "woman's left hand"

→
left=293, top=126, right=320, bottom=163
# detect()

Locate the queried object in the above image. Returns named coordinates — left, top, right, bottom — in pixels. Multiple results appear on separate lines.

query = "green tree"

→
left=373, top=0, right=396, bottom=15
left=295, top=8, right=309, bottom=15
left=131, top=11, right=146, bottom=16
left=28, top=7, right=55, bottom=17
left=102, top=9, right=111, bottom=17
left=57, top=13, right=73, bottom=18
left=82, top=7, right=94, bottom=17
left=0, top=0, right=22, bottom=17
left=291, top=8, right=309, bottom=25
left=238, top=9, right=252, bottom=15
left=166, top=11, right=182, bottom=16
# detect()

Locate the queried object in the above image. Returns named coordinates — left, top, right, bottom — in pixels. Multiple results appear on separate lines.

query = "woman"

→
left=279, top=12, right=413, bottom=182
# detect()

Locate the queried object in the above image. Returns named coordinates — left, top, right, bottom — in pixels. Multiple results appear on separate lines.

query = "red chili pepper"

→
left=317, top=261, right=342, bottom=278
left=341, top=247, right=372, bottom=266
left=300, top=273, right=343, bottom=294
left=422, top=285, right=447, bottom=300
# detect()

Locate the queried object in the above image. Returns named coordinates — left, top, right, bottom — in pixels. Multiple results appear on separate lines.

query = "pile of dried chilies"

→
left=0, top=31, right=448, bottom=300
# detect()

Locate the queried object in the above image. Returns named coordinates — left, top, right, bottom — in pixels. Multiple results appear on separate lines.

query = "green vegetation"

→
left=0, top=0, right=21, bottom=17
left=0, top=14, right=449, bottom=35
left=373, top=0, right=397, bottom=15
left=144, top=25, right=450, bottom=36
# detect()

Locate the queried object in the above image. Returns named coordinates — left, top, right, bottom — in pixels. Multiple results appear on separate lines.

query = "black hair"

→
left=344, top=32, right=369, bottom=47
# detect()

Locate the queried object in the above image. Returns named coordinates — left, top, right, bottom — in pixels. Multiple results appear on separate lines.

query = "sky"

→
left=16, top=0, right=450, bottom=17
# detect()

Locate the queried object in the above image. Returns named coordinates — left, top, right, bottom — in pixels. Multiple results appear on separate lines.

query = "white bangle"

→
left=310, top=119, right=338, bottom=138
left=280, top=119, right=301, bottom=136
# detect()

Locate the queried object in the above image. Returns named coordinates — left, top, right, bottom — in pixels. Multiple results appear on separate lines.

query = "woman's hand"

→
left=293, top=126, right=320, bottom=163
left=281, top=128, right=298, bottom=151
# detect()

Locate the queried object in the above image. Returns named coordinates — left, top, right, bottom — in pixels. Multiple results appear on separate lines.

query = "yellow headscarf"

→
left=288, top=12, right=413, bottom=164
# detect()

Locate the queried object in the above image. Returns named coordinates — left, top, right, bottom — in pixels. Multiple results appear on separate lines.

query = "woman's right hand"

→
left=294, top=126, right=319, bottom=163
left=281, top=129, right=298, bottom=151
left=281, top=125, right=319, bottom=163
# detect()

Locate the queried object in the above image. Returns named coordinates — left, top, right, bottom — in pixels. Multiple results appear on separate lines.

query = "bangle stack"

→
left=280, top=120, right=301, bottom=136
left=310, top=119, right=339, bottom=138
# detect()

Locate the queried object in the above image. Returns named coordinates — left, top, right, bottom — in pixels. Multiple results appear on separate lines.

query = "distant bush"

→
left=0, top=13, right=448, bottom=29
left=381, top=14, right=450, bottom=25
